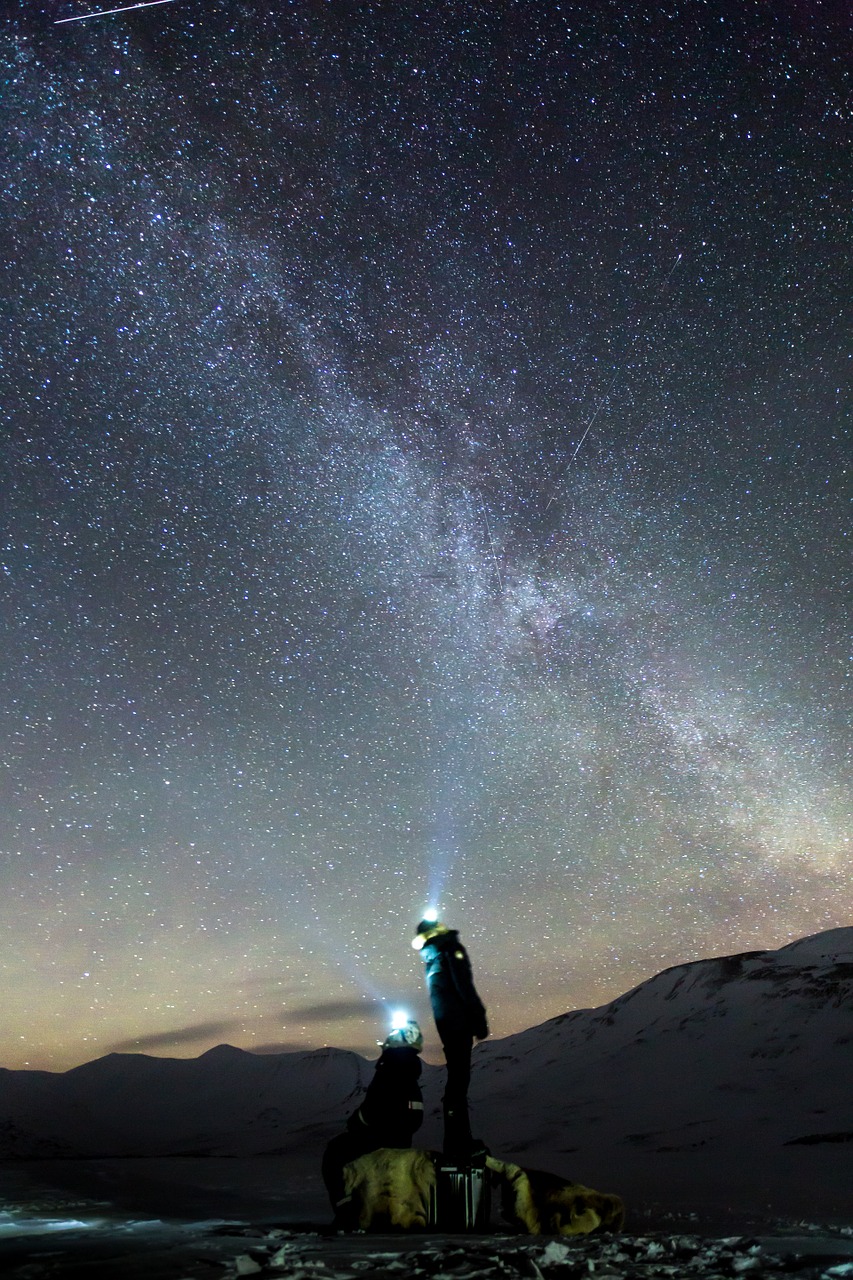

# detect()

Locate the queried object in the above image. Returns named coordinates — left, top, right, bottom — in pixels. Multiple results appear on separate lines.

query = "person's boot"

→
left=332, top=1195, right=359, bottom=1231
left=468, top=1136, right=490, bottom=1166
left=442, top=1109, right=473, bottom=1163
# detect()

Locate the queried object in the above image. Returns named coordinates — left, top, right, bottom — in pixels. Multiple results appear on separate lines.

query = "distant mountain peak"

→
left=199, top=1043, right=251, bottom=1059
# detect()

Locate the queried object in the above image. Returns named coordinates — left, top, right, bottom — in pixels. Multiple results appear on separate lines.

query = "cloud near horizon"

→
left=106, top=1001, right=388, bottom=1056
left=282, top=998, right=386, bottom=1025
left=108, top=1020, right=242, bottom=1053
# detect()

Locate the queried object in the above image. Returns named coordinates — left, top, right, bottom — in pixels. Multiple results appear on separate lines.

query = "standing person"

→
left=412, top=918, right=489, bottom=1160
left=322, top=1018, right=424, bottom=1228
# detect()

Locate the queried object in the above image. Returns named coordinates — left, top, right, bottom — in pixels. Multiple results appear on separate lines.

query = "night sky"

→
left=2, top=0, right=850, bottom=1073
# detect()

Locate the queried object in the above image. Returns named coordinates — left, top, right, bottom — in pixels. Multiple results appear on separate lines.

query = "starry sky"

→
left=2, top=0, right=850, bottom=1073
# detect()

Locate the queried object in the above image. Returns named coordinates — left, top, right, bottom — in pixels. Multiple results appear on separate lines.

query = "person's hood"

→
left=413, top=922, right=460, bottom=952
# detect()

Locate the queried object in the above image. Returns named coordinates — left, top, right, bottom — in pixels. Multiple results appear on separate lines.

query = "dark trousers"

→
left=321, top=1127, right=413, bottom=1217
left=440, top=1031, right=474, bottom=1157
left=322, top=1131, right=373, bottom=1214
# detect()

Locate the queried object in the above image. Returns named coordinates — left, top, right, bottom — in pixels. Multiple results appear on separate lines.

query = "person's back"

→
left=322, top=1019, right=424, bottom=1226
left=419, top=927, right=488, bottom=1041
left=350, top=1042, right=423, bottom=1147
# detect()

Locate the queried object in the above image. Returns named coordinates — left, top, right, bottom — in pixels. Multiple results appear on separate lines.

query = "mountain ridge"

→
left=2, top=926, right=850, bottom=1213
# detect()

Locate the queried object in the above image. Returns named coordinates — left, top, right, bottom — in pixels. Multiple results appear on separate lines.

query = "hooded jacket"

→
left=347, top=1045, right=423, bottom=1143
left=420, top=929, right=489, bottom=1042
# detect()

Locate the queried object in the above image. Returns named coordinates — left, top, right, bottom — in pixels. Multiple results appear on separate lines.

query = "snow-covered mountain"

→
left=0, top=1043, right=376, bottom=1159
left=469, top=927, right=851, bottom=1207
left=2, top=928, right=850, bottom=1217
left=472, top=925, right=852, bottom=1160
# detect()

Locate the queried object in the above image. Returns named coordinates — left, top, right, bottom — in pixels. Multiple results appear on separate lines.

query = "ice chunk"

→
left=540, top=1240, right=571, bottom=1266
left=234, top=1256, right=263, bottom=1276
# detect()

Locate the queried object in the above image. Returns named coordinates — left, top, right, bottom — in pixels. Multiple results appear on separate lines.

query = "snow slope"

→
left=471, top=925, right=852, bottom=1156
left=466, top=927, right=852, bottom=1215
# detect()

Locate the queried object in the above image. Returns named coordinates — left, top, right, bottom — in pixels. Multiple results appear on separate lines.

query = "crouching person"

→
left=322, top=1018, right=424, bottom=1229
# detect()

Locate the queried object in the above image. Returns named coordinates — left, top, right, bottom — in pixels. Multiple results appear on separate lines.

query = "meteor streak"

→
left=545, top=250, right=684, bottom=507
left=55, top=0, right=174, bottom=23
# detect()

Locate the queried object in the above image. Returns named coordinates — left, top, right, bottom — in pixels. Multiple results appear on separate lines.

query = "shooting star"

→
left=481, top=501, right=504, bottom=593
left=661, top=250, right=684, bottom=289
left=544, top=250, right=684, bottom=509
left=544, top=371, right=618, bottom=510
left=55, top=0, right=174, bottom=23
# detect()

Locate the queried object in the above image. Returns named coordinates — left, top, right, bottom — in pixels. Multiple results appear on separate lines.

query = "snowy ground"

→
left=1, top=1160, right=852, bottom=1279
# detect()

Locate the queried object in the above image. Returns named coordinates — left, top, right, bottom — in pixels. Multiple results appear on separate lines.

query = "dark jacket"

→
left=347, top=1046, right=423, bottom=1145
left=420, top=930, right=489, bottom=1042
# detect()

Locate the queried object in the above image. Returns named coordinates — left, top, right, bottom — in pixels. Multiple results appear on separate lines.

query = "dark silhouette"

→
left=321, top=1019, right=424, bottom=1227
left=412, top=919, right=489, bottom=1159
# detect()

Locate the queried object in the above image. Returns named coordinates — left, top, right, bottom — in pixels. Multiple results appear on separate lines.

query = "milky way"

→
left=2, top=1, right=850, bottom=1070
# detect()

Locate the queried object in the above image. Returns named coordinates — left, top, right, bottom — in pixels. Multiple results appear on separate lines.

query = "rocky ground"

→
left=2, top=1218, right=853, bottom=1280
left=1, top=1162, right=852, bottom=1280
